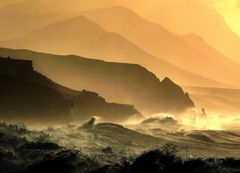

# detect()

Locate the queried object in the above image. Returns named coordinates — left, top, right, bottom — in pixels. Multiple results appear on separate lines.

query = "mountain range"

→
left=0, top=57, right=142, bottom=124
left=0, top=48, right=194, bottom=114
left=1, top=0, right=240, bottom=64
left=0, top=13, right=231, bottom=88
left=0, top=2, right=239, bottom=88
left=0, top=0, right=239, bottom=121
left=78, top=7, right=240, bottom=87
left=116, top=0, right=240, bottom=64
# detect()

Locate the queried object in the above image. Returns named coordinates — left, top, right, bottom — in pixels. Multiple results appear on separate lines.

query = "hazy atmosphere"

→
left=0, top=0, right=240, bottom=173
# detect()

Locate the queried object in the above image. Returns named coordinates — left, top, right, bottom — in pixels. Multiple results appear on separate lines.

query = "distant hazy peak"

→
left=33, top=15, right=106, bottom=32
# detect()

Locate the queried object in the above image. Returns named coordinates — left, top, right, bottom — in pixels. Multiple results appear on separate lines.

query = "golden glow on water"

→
left=179, top=109, right=239, bottom=130
left=137, top=110, right=240, bottom=131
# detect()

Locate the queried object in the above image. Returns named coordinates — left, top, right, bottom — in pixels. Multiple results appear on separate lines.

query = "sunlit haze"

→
left=0, top=1, right=240, bottom=171
left=212, top=0, right=240, bottom=36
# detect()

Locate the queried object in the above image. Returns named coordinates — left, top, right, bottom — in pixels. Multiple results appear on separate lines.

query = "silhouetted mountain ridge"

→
left=0, top=48, right=194, bottom=114
left=0, top=72, right=72, bottom=123
left=0, top=15, right=229, bottom=88
left=0, top=57, right=141, bottom=123
left=78, top=6, right=240, bottom=87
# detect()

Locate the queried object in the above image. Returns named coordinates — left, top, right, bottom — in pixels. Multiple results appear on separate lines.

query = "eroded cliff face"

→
left=0, top=48, right=194, bottom=115
left=0, top=57, right=141, bottom=124
left=0, top=57, right=72, bottom=123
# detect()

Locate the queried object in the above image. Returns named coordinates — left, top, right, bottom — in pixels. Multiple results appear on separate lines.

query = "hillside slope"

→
left=0, top=57, right=141, bottom=123
left=0, top=16, right=229, bottom=88
left=117, top=0, right=240, bottom=64
left=78, top=7, right=240, bottom=87
left=0, top=48, right=194, bottom=114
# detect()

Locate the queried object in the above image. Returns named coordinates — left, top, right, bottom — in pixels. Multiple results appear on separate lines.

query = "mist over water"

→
left=124, top=108, right=239, bottom=132
left=179, top=109, right=240, bottom=131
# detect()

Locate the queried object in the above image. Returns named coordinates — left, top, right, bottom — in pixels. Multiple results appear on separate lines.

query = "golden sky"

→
left=211, top=0, right=240, bottom=36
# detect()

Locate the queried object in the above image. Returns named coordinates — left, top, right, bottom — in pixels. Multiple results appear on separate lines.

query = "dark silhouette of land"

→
left=0, top=48, right=194, bottom=114
left=0, top=57, right=141, bottom=124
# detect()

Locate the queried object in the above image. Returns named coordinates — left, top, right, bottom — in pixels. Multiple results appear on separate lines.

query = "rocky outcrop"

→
left=0, top=57, right=141, bottom=124
left=0, top=48, right=194, bottom=114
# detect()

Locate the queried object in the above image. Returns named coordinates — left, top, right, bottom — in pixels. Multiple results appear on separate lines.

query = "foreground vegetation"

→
left=0, top=122, right=239, bottom=173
